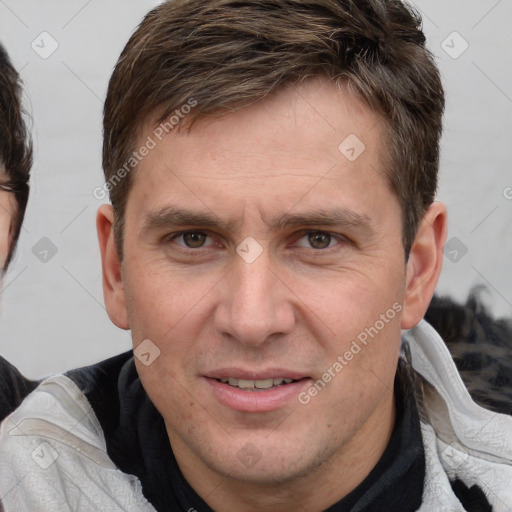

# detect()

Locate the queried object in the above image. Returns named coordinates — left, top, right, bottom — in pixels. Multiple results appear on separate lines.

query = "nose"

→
left=214, top=249, right=296, bottom=347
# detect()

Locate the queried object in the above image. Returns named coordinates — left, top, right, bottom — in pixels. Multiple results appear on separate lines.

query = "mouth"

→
left=216, top=377, right=299, bottom=391
left=204, top=371, right=311, bottom=412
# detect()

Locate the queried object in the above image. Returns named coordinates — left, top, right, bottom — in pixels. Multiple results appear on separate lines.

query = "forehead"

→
left=128, top=78, right=393, bottom=223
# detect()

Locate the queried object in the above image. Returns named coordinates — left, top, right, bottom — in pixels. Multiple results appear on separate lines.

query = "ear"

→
left=97, top=204, right=129, bottom=329
left=401, top=201, right=447, bottom=330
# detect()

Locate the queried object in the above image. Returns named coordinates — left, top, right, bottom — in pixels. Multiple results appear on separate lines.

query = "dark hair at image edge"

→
left=0, top=43, right=32, bottom=268
left=103, top=0, right=445, bottom=258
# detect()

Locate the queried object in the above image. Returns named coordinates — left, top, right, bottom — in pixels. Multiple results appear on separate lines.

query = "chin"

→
left=201, top=428, right=336, bottom=485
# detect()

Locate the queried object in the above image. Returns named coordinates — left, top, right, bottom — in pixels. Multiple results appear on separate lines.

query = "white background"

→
left=0, top=0, right=511, bottom=379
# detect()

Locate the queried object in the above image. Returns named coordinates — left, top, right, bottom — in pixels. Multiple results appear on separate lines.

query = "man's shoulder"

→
left=0, top=350, right=134, bottom=426
left=0, top=352, right=155, bottom=512
left=405, top=320, right=512, bottom=510
left=0, top=349, right=135, bottom=453
left=64, top=350, right=137, bottom=439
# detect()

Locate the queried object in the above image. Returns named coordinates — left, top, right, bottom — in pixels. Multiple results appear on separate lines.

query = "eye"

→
left=171, top=231, right=213, bottom=249
left=295, top=231, right=339, bottom=250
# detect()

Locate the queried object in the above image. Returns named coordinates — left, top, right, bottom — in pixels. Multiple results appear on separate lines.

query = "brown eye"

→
left=181, top=232, right=208, bottom=248
left=307, top=232, right=333, bottom=249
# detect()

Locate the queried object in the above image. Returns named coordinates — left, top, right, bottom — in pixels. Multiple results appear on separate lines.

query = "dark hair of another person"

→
left=426, top=290, right=512, bottom=416
left=0, top=43, right=32, bottom=268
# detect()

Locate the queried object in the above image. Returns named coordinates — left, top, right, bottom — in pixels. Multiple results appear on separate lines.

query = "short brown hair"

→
left=103, top=0, right=444, bottom=257
left=0, top=43, right=32, bottom=268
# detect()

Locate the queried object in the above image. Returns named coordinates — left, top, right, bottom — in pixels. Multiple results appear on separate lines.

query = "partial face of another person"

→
left=0, top=173, right=16, bottom=269
left=99, top=77, right=445, bottom=496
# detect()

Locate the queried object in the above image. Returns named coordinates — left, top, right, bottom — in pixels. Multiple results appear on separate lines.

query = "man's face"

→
left=111, top=79, right=411, bottom=488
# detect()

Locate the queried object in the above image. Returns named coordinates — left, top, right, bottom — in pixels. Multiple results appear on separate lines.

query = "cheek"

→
left=292, top=259, right=405, bottom=404
left=292, top=258, right=405, bottom=337
left=122, top=258, right=224, bottom=384
left=0, top=230, right=9, bottom=267
left=0, top=195, right=13, bottom=266
left=123, top=258, right=210, bottom=335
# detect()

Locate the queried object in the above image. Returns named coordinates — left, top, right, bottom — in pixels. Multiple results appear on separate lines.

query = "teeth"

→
left=238, top=379, right=254, bottom=389
left=219, top=377, right=296, bottom=390
left=255, top=379, right=274, bottom=389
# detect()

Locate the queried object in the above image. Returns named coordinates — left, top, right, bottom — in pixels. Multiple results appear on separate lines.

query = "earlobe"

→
left=96, top=204, right=130, bottom=329
left=401, top=202, right=447, bottom=330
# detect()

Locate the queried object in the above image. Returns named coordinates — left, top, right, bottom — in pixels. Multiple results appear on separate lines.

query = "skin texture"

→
left=98, top=78, right=447, bottom=511
left=0, top=171, right=16, bottom=269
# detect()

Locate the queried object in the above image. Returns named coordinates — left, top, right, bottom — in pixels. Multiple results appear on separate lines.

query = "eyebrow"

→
left=143, top=206, right=237, bottom=233
left=142, top=206, right=375, bottom=236
left=269, top=209, right=375, bottom=235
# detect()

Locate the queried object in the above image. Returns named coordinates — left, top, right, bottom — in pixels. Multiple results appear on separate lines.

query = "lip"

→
left=203, top=374, right=312, bottom=413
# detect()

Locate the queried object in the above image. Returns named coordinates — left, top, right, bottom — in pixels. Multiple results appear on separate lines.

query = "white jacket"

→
left=1, top=320, right=511, bottom=511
